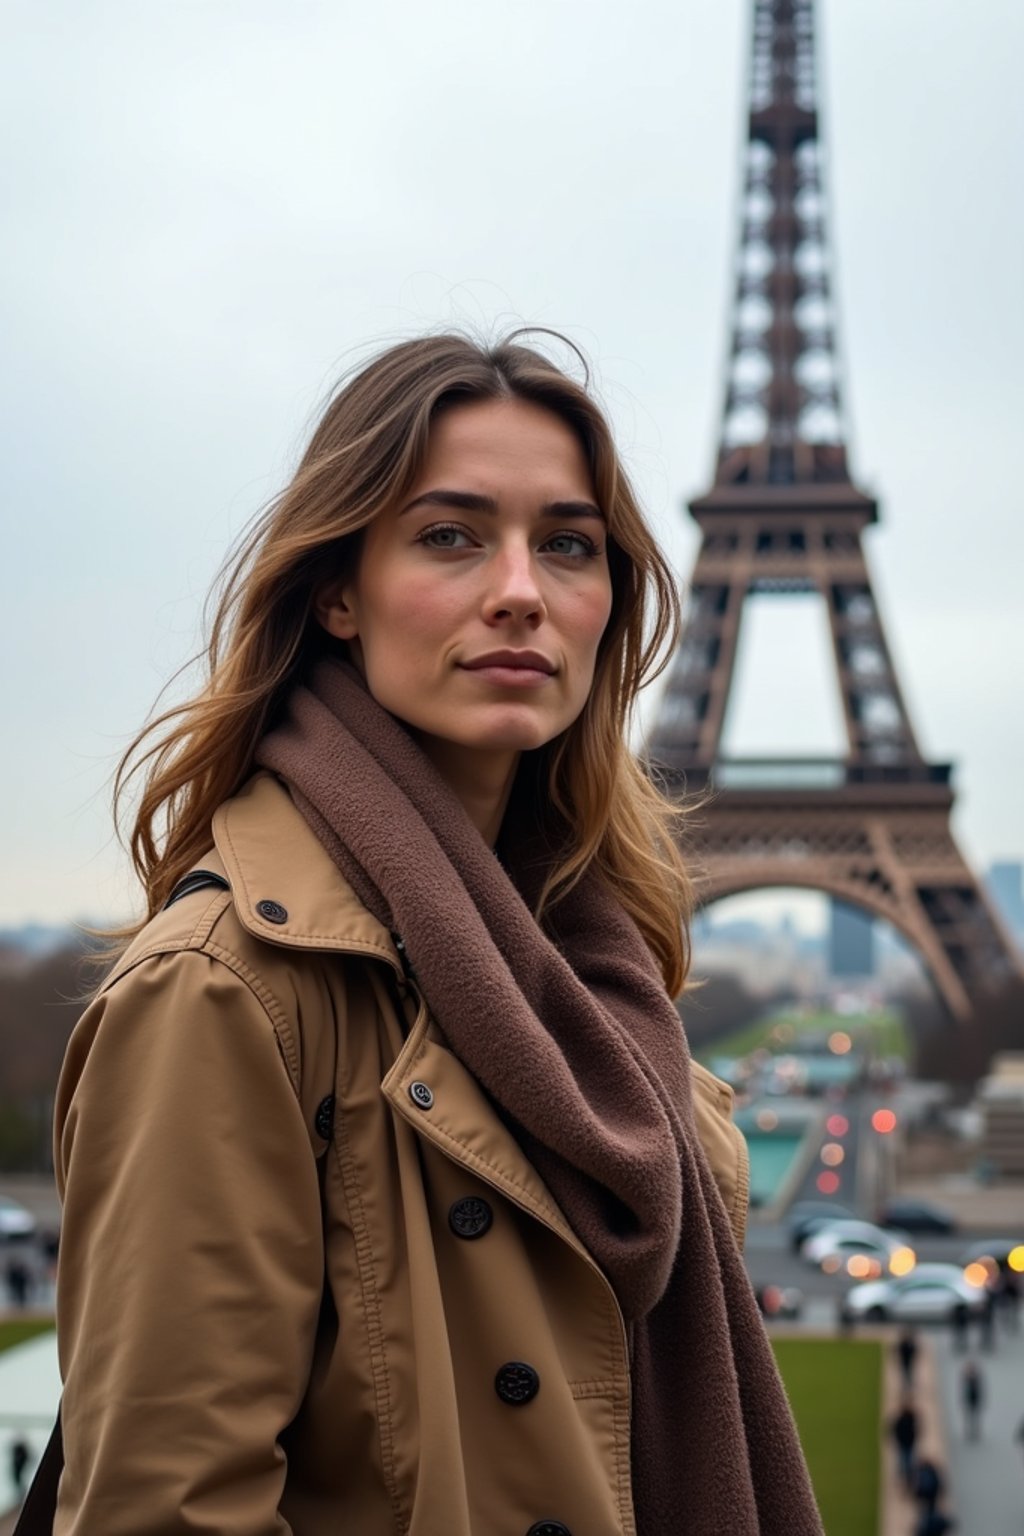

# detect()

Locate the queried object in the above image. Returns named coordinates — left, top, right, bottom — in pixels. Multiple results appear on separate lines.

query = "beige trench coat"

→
left=54, top=772, right=750, bottom=1536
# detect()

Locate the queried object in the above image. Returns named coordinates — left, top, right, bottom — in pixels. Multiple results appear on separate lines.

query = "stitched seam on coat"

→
left=331, top=1097, right=405, bottom=1528
left=187, top=890, right=233, bottom=948
left=732, top=1127, right=751, bottom=1248
left=97, top=930, right=302, bottom=1096
left=100, top=940, right=186, bottom=988
left=567, top=1378, right=623, bottom=1398
left=568, top=1373, right=636, bottom=1518
left=614, top=1384, right=637, bottom=1536
left=101, top=942, right=304, bottom=1101
left=607, top=1287, right=632, bottom=1530
left=99, top=889, right=232, bottom=992
left=203, top=941, right=302, bottom=1091
left=241, top=930, right=398, bottom=958
left=408, top=1114, right=567, bottom=1229
left=393, top=1040, right=570, bottom=1225
left=692, top=1061, right=747, bottom=1248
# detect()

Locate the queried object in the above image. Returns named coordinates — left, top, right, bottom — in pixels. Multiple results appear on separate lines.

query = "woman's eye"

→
left=544, top=531, right=599, bottom=558
left=419, top=523, right=474, bottom=550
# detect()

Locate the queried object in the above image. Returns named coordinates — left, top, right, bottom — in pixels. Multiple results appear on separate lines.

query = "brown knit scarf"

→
left=257, top=658, right=823, bottom=1536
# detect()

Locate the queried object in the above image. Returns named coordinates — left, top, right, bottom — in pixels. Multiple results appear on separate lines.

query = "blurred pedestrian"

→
left=960, top=1359, right=984, bottom=1441
left=999, top=1269, right=1020, bottom=1332
left=977, top=1284, right=996, bottom=1350
left=4, top=1256, right=31, bottom=1309
left=10, top=1437, right=31, bottom=1500
left=914, top=1509, right=955, bottom=1536
left=951, top=1299, right=969, bottom=1353
left=890, top=1399, right=919, bottom=1492
left=913, top=1457, right=944, bottom=1519
left=895, top=1327, right=918, bottom=1388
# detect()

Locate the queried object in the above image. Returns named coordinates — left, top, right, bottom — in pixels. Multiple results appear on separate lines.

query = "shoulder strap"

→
left=12, top=1408, right=62, bottom=1535
left=163, top=868, right=230, bottom=909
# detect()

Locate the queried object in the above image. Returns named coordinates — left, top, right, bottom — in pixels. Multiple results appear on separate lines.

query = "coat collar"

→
left=217, top=773, right=618, bottom=1291
left=212, top=771, right=403, bottom=974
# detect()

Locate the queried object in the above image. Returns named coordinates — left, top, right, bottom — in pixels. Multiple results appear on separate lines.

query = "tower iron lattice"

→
left=649, top=0, right=1019, bottom=1022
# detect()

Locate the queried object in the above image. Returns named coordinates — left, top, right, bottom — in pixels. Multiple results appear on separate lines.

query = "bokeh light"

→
left=847, top=1255, right=881, bottom=1279
left=821, top=1254, right=841, bottom=1275
left=760, top=1284, right=782, bottom=1314
left=820, top=1143, right=845, bottom=1167
left=871, top=1108, right=897, bottom=1134
left=1009, top=1246, right=1024, bottom=1274
left=755, top=1108, right=779, bottom=1131
left=828, top=1031, right=852, bottom=1055
left=963, top=1262, right=991, bottom=1289
left=889, top=1246, right=916, bottom=1276
left=816, top=1171, right=840, bottom=1195
left=826, top=1114, right=849, bottom=1137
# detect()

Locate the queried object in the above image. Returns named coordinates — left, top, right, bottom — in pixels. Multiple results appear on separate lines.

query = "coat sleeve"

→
left=53, top=948, right=324, bottom=1536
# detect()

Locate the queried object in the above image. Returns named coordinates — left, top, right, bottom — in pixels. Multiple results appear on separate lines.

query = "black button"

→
left=449, top=1197, right=493, bottom=1240
left=409, top=1080, right=434, bottom=1110
left=256, top=899, right=288, bottom=924
left=495, top=1361, right=540, bottom=1405
left=527, top=1524, right=572, bottom=1536
left=315, top=1095, right=335, bottom=1140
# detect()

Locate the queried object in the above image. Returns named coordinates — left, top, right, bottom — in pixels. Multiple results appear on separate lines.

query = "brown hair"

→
left=114, top=331, right=694, bottom=993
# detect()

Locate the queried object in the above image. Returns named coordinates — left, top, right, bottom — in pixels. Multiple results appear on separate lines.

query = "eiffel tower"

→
left=649, top=0, right=1020, bottom=1022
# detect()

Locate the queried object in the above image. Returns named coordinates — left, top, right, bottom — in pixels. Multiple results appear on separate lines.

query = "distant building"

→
left=987, top=862, right=1024, bottom=942
left=692, top=912, right=825, bottom=997
left=973, top=1052, right=1024, bottom=1176
left=829, top=901, right=875, bottom=978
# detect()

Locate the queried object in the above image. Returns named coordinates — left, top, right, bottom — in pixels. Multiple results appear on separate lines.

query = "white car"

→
left=840, top=1264, right=987, bottom=1324
left=0, top=1194, right=37, bottom=1241
left=801, top=1219, right=915, bottom=1279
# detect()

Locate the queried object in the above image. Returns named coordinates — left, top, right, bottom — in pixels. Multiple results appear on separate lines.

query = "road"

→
left=745, top=1226, right=978, bottom=1305
left=743, top=1083, right=977, bottom=1306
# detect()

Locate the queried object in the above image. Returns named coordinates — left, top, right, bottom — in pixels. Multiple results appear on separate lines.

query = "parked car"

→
left=787, top=1200, right=857, bottom=1254
left=959, top=1237, right=1024, bottom=1281
left=840, top=1264, right=986, bottom=1325
left=801, top=1220, right=915, bottom=1279
left=878, top=1197, right=956, bottom=1234
left=0, top=1195, right=37, bottom=1241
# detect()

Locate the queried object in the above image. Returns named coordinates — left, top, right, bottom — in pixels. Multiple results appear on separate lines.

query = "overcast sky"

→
left=2, top=0, right=1022, bottom=928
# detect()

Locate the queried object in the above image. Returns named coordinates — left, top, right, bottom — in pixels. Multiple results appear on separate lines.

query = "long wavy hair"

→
left=113, top=331, right=694, bottom=994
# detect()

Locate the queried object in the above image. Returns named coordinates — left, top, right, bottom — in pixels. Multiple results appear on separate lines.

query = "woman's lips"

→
left=460, top=664, right=553, bottom=688
left=460, top=650, right=556, bottom=687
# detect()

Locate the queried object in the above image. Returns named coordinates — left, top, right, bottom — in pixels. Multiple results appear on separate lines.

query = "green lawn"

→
left=0, top=1318, right=55, bottom=1354
left=772, top=1337, right=882, bottom=1536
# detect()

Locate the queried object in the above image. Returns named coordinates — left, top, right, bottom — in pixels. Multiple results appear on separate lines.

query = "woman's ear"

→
left=314, top=578, right=359, bottom=641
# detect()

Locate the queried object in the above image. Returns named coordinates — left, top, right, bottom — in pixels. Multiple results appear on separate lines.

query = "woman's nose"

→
left=483, top=542, right=546, bottom=626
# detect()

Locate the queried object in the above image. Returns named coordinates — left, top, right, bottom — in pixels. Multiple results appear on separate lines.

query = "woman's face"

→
left=317, top=396, right=614, bottom=781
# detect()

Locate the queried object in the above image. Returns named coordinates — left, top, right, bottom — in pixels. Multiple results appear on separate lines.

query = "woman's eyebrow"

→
left=545, top=500, right=606, bottom=522
left=400, top=489, right=497, bottom=515
left=400, top=488, right=605, bottom=521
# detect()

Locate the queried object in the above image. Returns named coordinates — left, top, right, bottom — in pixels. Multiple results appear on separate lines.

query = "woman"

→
left=48, top=333, right=822, bottom=1534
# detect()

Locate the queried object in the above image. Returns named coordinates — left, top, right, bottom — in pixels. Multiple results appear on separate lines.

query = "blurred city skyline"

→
left=2, top=0, right=1021, bottom=924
